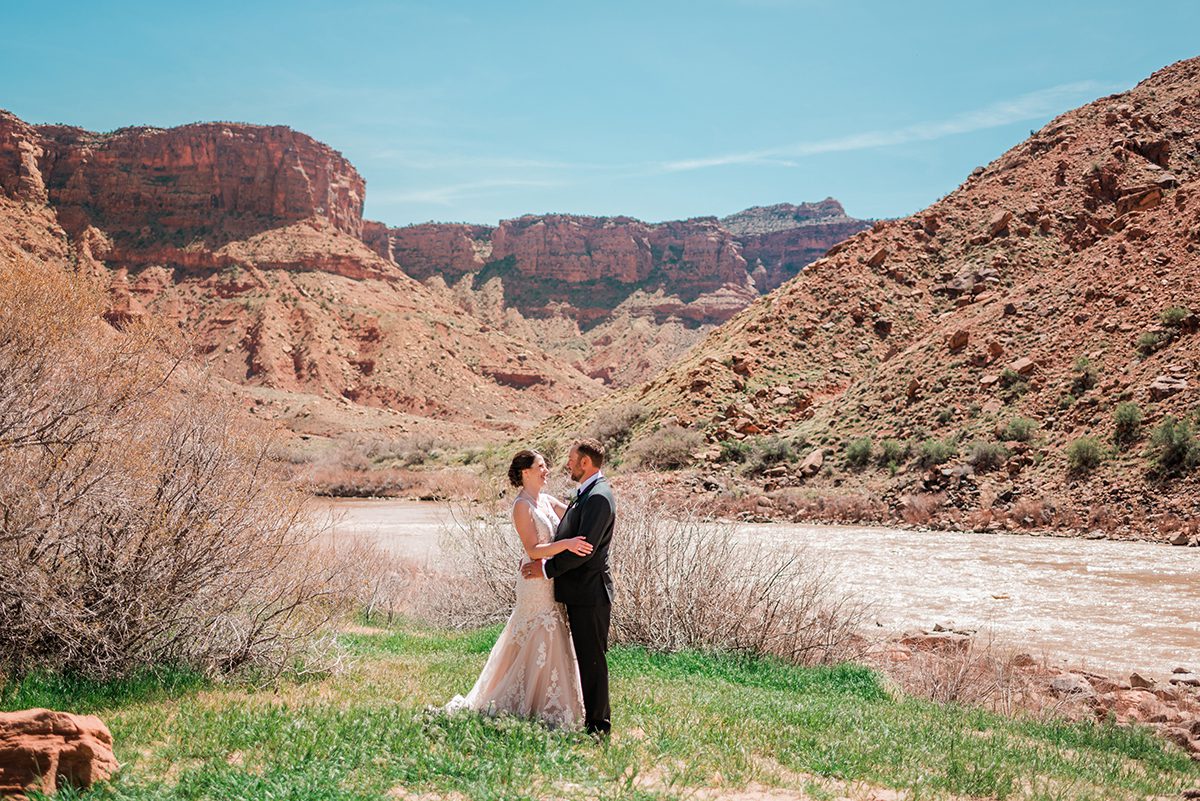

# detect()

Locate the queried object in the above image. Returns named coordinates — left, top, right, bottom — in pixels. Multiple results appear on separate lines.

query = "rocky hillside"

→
left=577, top=56, right=1200, bottom=541
left=365, top=201, right=868, bottom=385
left=0, top=110, right=602, bottom=442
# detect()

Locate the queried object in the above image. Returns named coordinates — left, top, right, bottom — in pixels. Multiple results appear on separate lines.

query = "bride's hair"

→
left=507, top=450, right=542, bottom=488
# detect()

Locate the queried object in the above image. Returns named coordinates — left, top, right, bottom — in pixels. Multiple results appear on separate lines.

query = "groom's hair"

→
left=573, top=438, right=605, bottom=468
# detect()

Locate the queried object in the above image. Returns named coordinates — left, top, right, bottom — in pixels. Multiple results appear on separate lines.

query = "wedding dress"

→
left=446, top=493, right=585, bottom=729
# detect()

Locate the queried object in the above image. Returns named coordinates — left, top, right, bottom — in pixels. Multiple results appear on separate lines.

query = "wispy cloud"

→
left=660, top=81, right=1117, bottom=172
left=370, top=178, right=562, bottom=206
left=369, top=148, right=618, bottom=172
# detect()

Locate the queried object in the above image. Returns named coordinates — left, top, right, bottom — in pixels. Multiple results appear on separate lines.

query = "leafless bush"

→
left=897, top=492, right=945, bottom=525
left=624, top=425, right=703, bottom=470
left=772, top=489, right=888, bottom=524
left=1010, top=498, right=1050, bottom=528
left=0, top=259, right=339, bottom=680
left=429, top=485, right=867, bottom=665
left=426, top=501, right=528, bottom=629
left=313, top=535, right=422, bottom=624
left=588, top=403, right=648, bottom=452
left=885, top=635, right=1037, bottom=715
left=1086, top=503, right=1118, bottom=532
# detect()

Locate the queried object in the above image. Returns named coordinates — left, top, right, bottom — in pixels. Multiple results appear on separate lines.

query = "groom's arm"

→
left=543, top=494, right=612, bottom=579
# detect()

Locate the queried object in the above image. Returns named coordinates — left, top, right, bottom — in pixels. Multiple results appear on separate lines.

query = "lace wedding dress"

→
left=446, top=493, right=585, bottom=729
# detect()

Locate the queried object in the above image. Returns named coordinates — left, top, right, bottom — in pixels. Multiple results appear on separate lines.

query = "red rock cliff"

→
left=375, top=206, right=869, bottom=327
left=34, top=121, right=365, bottom=246
left=723, top=200, right=875, bottom=292
left=366, top=221, right=494, bottom=276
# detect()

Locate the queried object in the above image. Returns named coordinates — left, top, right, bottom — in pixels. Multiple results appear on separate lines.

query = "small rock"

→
left=946, top=328, right=969, bottom=352
left=799, top=448, right=825, bottom=478
left=1007, top=356, right=1037, bottom=375
left=1049, top=673, right=1096, bottom=699
left=0, top=709, right=118, bottom=798
left=1150, top=374, right=1188, bottom=400
left=866, top=246, right=889, bottom=268
left=1170, top=531, right=1192, bottom=546
left=988, top=210, right=1013, bottom=237
left=1170, top=672, right=1200, bottom=687
left=1130, top=672, right=1156, bottom=689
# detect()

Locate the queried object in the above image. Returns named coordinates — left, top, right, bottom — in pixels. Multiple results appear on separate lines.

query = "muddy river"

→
left=316, top=498, right=1199, bottom=677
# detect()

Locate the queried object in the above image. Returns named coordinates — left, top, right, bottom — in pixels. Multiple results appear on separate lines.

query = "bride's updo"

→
left=507, top=450, right=541, bottom=488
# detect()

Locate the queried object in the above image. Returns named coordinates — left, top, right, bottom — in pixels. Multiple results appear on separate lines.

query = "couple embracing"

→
left=447, top=438, right=616, bottom=735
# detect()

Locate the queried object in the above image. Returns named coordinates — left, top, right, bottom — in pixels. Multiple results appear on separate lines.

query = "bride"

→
left=446, top=449, right=590, bottom=729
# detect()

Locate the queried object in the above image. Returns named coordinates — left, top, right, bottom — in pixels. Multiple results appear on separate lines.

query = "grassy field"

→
left=3, top=620, right=1197, bottom=801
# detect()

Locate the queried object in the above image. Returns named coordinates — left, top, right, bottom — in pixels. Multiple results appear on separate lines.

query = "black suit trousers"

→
left=566, top=602, right=611, bottom=734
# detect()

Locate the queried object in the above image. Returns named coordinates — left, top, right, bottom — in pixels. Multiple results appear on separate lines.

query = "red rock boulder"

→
left=0, top=709, right=117, bottom=798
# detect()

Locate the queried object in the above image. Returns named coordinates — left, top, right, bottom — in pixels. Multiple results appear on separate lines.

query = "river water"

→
left=316, top=498, right=1199, bottom=678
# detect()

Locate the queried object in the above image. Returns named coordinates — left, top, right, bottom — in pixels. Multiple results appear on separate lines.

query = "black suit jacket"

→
left=544, top=476, right=615, bottom=606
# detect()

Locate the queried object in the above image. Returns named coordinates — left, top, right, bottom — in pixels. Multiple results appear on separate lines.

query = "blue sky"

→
left=4, top=1, right=1197, bottom=226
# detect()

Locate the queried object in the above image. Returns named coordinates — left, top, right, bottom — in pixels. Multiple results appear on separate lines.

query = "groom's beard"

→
left=569, top=467, right=583, bottom=482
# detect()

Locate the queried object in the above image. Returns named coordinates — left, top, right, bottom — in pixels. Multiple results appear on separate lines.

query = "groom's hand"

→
left=520, top=560, right=544, bottom=580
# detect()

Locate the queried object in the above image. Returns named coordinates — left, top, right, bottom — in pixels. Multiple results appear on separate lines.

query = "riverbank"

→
left=306, top=461, right=1200, bottom=547
left=4, top=619, right=1197, bottom=800
left=317, top=497, right=1200, bottom=679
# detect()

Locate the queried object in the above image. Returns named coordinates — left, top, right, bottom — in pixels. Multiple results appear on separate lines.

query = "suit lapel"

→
left=556, top=477, right=601, bottom=539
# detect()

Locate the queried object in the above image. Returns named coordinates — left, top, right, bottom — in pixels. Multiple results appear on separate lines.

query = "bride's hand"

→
left=564, top=537, right=593, bottom=556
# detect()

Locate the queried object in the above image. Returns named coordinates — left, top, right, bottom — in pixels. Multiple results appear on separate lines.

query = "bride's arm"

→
left=513, top=504, right=592, bottom=560
left=545, top=495, right=568, bottom=515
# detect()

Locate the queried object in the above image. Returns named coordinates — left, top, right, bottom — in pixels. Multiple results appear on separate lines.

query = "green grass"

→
left=5, top=620, right=1197, bottom=800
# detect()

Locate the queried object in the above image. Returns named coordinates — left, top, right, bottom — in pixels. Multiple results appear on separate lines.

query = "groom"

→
left=519, top=437, right=615, bottom=735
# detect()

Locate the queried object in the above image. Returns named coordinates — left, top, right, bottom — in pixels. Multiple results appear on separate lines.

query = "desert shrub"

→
left=718, top=438, right=753, bottom=463
left=998, top=368, right=1029, bottom=401
left=770, top=489, right=887, bottom=524
left=624, top=425, right=703, bottom=470
left=744, top=435, right=795, bottom=475
left=876, top=439, right=910, bottom=468
left=1136, top=331, right=1166, bottom=357
left=844, top=436, right=873, bottom=470
left=968, top=441, right=1009, bottom=472
left=898, top=492, right=944, bottom=524
left=1147, top=415, right=1200, bottom=478
left=1070, top=356, right=1098, bottom=395
left=588, top=403, right=648, bottom=452
left=1160, top=305, right=1191, bottom=327
left=1113, top=401, right=1144, bottom=449
left=0, top=260, right=338, bottom=680
left=1010, top=498, right=1050, bottom=528
left=886, top=636, right=1039, bottom=715
left=433, top=488, right=867, bottom=665
left=1000, top=416, right=1037, bottom=442
left=915, top=437, right=956, bottom=468
left=1066, top=436, right=1105, bottom=473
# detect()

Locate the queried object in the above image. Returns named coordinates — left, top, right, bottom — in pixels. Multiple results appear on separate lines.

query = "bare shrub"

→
left=898, top=492, right=944, bottom=525
left=772, top=489, right=888, bottom=524
left=885, top=635, right=1038, bottom=715
left=624, top=425, right=703, bottom=470
left=426, top=501, right=529, bottom=629
left=0, top=259, right=338, bottom=680
left=431, top=486, right=867, bottom=665
left=1010, top=498, right=1050, bottom=528
left=588, top=403, right=648, bottom=452
left=312, top=535, right=424, bottom=624
left=1087, top=503, right=1118, bottom=532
